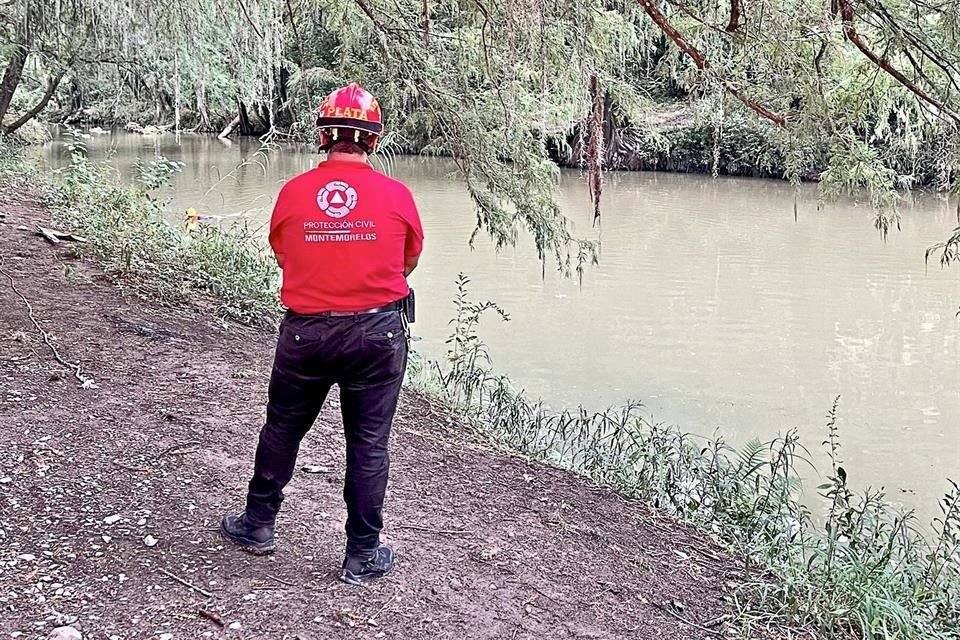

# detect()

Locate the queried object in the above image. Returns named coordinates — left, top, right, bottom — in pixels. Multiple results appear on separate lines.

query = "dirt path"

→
left=1, top=192, right=758, bottom=639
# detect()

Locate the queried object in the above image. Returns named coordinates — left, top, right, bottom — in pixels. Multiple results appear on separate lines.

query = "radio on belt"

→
left=401, top=288, right=416, bottom=323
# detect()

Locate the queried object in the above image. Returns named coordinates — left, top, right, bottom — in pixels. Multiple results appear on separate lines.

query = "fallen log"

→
left=218, top=114, right=240, bottom=139
left=34, top=225, right=88, bottom=244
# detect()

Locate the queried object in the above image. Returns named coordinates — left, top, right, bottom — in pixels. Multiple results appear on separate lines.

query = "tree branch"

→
left=725, top=0, right=742, bottom=32
left=236, top=0, right=265, bottom=39
left=3, top=68, right=68, bottom=134
left=635, top=0, right=786, bottom=127
left=285, top=0, right=310, bottom=105
left=866, top=0, right=960, bottom=95
left=839, top=0, right=960, bottom=126
left=421, top=0, right=429, bottom=45
left=3, top=29, right=89, bottom=135
left=352, top=0, right=388, bottom=31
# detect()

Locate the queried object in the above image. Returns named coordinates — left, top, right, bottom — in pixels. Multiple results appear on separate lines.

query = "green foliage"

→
left=411, top=279, right=960, bottom=639
left=51, top=147, right=280, bottom=326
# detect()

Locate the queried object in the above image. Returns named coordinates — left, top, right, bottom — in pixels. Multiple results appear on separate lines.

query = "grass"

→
left=4, top=144, right=958, bottom=639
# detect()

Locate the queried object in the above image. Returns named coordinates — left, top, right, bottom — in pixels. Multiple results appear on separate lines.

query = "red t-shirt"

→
left=269, top=159, right=424, bottom=313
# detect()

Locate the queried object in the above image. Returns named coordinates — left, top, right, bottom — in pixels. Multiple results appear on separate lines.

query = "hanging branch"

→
left=838, top=0, right=960, bottom=126
left=865, top=0, right=960, bottom=95
left=422, top=0, right=430, bottom=46
left=352, top=0, right=387, bottom=31
left=634, top=0, right=786, bottom=127
left=587, top=74, right=603, bottom=226
left=285, top=0, right=310, bottom=104
left=237, top=0, right=265, bottom=38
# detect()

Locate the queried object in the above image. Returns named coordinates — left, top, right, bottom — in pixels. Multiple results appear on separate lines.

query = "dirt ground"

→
left=1, top=190, right=777, bottom=639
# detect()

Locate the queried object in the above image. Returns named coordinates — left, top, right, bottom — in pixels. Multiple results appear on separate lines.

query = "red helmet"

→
left=316, top=83, right=383, bottom=153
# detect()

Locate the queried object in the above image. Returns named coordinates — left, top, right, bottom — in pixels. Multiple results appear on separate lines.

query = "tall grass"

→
left=410, top=274, right=960, bottom=640
left=48, top=140, right=281, bottom=326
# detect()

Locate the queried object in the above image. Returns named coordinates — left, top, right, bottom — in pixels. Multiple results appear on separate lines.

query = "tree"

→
left=3, top=0, right=960, bottom=267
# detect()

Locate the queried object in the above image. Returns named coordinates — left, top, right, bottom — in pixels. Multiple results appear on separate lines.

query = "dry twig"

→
left=112, top=459, right=150, bottom=473
left=159, top=568, right=215, bottom=599
left=199, top=608, right=225, bottom=627
left=652, top=602, right=723, bottom=636
left=266, top=574, right=297, bottom=587
left=0, top=255, right=94, bottom=387
left=395, top=524, right=476, bottom=536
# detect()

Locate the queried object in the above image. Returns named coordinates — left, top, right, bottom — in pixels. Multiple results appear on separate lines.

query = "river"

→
left=43, top=131, right=960, bottom=521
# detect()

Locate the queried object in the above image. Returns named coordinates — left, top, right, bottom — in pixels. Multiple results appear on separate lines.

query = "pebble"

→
left=18, top=553, right=36, bottom=561
left=228, top=622, right=242, bottom=630
left=48, top=627, right=82, bottom=640
left=158, top=634, right=173, bottom=640
left=143, top=535, right=158, bottom=547
left=103, top=514, right=121, bottom=525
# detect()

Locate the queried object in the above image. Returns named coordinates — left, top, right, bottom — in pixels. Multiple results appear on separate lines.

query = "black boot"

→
left=220, top=513, right=276, bottom=555
left=340, top=545, right=395, bottom=586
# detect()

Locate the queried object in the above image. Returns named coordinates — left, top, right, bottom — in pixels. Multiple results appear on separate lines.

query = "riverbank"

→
left=6, top=144, right=960, bottom=639
left=0, top=184, right=791, bottom=635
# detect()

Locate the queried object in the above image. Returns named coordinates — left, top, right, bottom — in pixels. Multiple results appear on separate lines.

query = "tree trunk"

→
left=238, top=100, right=254, bottom=135
left=0, top=36, right=31, bottom=126
left=196, top=82, right=212, bottom=132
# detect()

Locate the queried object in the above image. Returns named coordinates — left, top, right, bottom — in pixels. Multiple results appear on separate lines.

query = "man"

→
left=220, top=83, right=424, bottom=587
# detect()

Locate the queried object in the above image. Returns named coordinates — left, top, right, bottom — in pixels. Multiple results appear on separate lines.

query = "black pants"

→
left=244, top=309, right=407, bottom=555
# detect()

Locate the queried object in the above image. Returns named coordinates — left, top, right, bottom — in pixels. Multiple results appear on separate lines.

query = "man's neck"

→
left=327, top=151, right=368, bottom=164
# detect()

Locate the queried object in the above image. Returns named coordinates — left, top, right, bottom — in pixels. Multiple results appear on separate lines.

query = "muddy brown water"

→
left=42, top=131, right=960, bottom=521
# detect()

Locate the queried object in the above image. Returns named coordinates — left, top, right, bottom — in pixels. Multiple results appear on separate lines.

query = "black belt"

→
left=291, top=300, right=401, bottom=317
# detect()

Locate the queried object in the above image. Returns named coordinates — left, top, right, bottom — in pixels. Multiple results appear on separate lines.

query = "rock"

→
left=158, top=634, right=173, bottom=640
left=103, top=514, right=121, bottom=525
left=48, top=627, right=82, bottom=640
left=17, top=554, right=36, bottom=561
left=228, top=622, right=242, bottom=630
left=143, top=535, right=158, bottom=547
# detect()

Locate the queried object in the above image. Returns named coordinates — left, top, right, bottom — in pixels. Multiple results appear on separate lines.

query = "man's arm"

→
left=404, top=254, right=419, bottom=276
left=269, top=187, right=289, bottom=269
left=399, top=184, right=424, bottom=277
